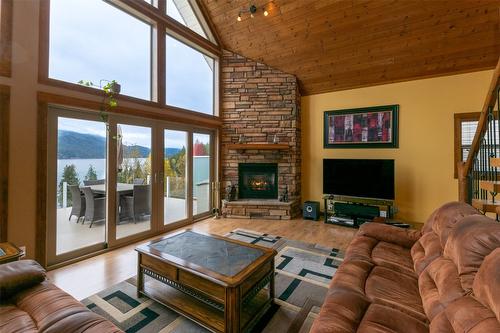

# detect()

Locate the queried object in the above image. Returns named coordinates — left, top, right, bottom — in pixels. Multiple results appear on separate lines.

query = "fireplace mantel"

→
left=226, top=143, right=289, bottom=150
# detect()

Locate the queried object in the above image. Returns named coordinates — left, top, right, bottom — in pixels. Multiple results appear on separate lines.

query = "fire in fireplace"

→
left=238, top=163, right=278, bottom=199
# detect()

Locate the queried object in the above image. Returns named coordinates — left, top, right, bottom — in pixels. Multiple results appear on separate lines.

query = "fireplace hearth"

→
left=238, top=163, right=278, bottom=199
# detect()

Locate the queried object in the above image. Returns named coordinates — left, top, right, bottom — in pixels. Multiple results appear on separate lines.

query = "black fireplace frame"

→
left=238, top=163, right=278, bottom=199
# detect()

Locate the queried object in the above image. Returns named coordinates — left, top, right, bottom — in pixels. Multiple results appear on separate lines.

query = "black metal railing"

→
left=468, top=86, right=500, bottom=207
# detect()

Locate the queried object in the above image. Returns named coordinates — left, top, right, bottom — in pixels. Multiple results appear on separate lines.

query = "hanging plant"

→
left=77, top=79, right=121, bottom=138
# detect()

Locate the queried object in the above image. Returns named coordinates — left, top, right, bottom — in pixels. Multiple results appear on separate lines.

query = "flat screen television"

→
left=323, top=159, right=395, bottom=200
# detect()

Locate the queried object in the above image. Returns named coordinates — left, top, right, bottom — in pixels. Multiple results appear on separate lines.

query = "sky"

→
left=49, top=0, right=213, bottom=114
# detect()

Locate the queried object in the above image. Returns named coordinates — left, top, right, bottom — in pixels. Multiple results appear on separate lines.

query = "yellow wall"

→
left=302, top=70, right=493, bottom=223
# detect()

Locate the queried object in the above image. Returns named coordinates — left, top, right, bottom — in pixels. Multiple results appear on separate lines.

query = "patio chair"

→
left=68, top=185, right=85, bottom=223
left=82, top=187, right=106, bottom=228
left=83, top=179, right=105, bottom=186
left=120, top=185, right=151, bottom=223
left=133, top=178, right=145, bottom=185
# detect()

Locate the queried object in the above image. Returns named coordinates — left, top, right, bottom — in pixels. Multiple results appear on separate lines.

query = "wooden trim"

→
left=36, top=101, right=48, bottom=266
left=114, top=0, right=221, bottom=57
left=195, top=0, right=222, bottom=47
left=0, top=0, right=13, bottom=77
left=226, top=143, right=290, bottom=150
left=0, top=85, right=9, bottom=242
left=38, top=0, right=50, bottom=82
left=453, top=112, right=481, bottom=178
left=156, top=21, right=167, bottom=106
left=37, top=91, right=222, bottom=128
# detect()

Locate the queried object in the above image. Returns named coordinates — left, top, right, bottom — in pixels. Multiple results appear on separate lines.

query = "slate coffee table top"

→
left=136, top=229, right=276, bottom=286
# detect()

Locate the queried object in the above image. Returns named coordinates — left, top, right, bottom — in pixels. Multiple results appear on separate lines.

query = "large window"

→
left=47, top=0, right=219, bottom=116
left=49, top=0, right=152, bottom=100
left=166, top=36, right=214, bottom=115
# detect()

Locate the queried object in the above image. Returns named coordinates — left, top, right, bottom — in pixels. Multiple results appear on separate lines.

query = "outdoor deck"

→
left=56, top=197, right=197, bottom=255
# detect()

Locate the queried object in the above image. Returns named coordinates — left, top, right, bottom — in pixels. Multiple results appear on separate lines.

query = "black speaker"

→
left=333, top=202, right=380, bottom=219
left=303, top=201, right=320, bottom=221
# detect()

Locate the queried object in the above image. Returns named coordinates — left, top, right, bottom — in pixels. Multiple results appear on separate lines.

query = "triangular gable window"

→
left=167, top=0, right=216, bottom=44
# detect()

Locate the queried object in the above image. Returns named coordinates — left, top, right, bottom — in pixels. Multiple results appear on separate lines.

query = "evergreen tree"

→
left=58, top=164, right=80, bottom=207
left=84, top=164, right=98, bottom=181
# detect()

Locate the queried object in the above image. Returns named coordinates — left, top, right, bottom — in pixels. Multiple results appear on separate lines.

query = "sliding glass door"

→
left=47, top=107, right=216, bottom=265
left=47, top=108, right=108, bottom=264
left=114, top=122, right=153, bottom=240
left=163, top=129, right=189, bottom=225
left=193, top=132, right=212, bottom=217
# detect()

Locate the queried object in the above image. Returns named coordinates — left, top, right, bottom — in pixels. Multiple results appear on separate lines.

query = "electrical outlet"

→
left=380, top=210, right=387, bottom=217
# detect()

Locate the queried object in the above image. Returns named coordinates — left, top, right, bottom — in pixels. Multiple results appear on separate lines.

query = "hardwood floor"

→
left=47, top=217, right=358, bottom=301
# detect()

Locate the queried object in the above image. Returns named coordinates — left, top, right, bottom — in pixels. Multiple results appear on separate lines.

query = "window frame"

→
left=454, top=112, right=480, bottom=178
left=39, top=0, right=221, bottom=119
left=0, top=0, right=13, bottom=77
left=0, top=85, right=9, bottom=242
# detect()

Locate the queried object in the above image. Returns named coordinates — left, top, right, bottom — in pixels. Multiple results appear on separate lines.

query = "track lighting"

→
left=237, top=2, right=274, bottom=21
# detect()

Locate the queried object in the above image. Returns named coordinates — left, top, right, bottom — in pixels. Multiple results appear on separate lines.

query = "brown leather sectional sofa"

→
left=311, top=201, right=500, bottom=333
left=0, top=260, right=123, bottom=333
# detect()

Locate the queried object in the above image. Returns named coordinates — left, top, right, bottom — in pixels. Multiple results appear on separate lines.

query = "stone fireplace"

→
left=238, top=163, right=278, bottom=199
left=220, top=50, right=301, bottom=220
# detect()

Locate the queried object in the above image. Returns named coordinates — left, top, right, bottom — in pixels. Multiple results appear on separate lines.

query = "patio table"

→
left=89, top=183, right=134, bottom=195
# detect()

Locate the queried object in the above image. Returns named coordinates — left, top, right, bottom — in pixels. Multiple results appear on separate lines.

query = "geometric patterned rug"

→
left=81, top=229, right=344, bottom=332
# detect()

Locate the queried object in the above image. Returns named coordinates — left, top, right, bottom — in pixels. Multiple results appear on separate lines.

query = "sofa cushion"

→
left=422, top=202, right=479, bottom=243
left=329, top=258, right=426, bottom=322
left=443, top=216, right=500, bottom=291
left=357, top=222, right=421, bottom=248
left=0, top=260, right=46, bottom=300
left=441, top=295, right=500, bottom=333
left=327, top=258, right=374, bottom=295
left=344, top=235, right=415, bottom=275
left=472, top=248, right=500, bottom=323
left=371, top=241, right=415, bottom=274
left=365, top=266, right=426, bottom=322
left=310, top=288, right=428, bottom=333
left=418, top=257, right=467, bottom=321
left=357, top=303, right=428, bottom=333
left=0, top=305, right=38, bottom=333
left=310, top=288, right=371, bottom=333
left=411, top=232, right=442, bottom=276
left=10, top=281, right=122, bottom=333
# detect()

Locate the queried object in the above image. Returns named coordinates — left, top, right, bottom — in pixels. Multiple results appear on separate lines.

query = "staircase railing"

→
left=458, top=57, right=500, bottom=211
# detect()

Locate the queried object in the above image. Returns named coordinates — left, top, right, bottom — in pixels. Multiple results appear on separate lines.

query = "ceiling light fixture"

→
left=237, top=2, right=274, bottom=21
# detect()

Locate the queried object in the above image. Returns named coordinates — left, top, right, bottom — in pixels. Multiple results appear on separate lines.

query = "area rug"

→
left=82, top=229, right=344, bottom=333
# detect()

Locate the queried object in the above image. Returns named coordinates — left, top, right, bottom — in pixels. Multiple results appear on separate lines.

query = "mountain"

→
left=165, top=147, right=182, bottom=156
left=58, top=130, right=151, bottom=159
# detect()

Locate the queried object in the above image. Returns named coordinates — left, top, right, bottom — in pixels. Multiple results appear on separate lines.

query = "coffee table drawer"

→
left=141, top=255, right=177, bottom=281
left=178, top=270, right=225, bottom=302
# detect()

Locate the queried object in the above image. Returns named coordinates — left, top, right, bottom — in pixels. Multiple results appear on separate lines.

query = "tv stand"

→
left=323, top=195, right=394, bottom=228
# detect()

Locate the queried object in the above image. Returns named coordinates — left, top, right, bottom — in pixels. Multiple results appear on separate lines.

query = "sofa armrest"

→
left=0, top=260, right=46, bottom=300
left=358, top=223, right=421, bottom=248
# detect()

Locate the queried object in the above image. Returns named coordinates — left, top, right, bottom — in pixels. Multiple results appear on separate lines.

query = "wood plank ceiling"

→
left=202, top=0, right=500, bottom=95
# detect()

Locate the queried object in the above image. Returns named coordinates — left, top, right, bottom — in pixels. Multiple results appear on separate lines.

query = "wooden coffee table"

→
left=135, top=229, right=277, bottom=333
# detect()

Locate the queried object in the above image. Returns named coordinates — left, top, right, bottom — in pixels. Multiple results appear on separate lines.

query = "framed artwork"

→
left=324, top=104, right=399, bottom=148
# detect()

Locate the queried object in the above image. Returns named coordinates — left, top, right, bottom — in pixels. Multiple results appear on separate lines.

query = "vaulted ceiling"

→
left=202, top=0, right=500, bottom=95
